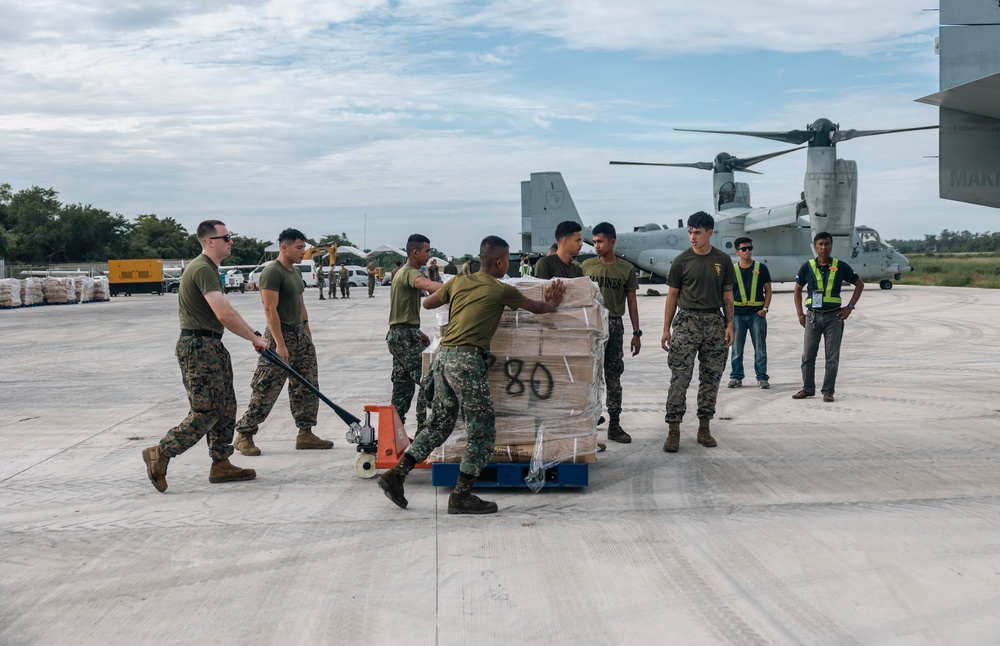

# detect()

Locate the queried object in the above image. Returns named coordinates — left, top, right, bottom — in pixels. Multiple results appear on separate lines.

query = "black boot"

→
left=606, top=413, right=632, bottom=444
left=448, top=474, right=498, bottom=515
left=378, top=453, right=416, bottom=509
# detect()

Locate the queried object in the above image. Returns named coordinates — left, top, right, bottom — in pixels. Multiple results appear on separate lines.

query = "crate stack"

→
left=93, top=277, right=110, bottom=301
left=423, top=276, right=607, bottom=467
left=21, top=278, right=43, bottom=306
left=42, top=277, right=76, bottom=304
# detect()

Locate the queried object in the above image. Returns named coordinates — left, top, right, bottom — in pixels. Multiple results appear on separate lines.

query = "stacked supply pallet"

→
left=0, top=279, right=22, bottom=308
left=20, top=278, right=42, bottom=306
left=93, top=277, right=110, bottom=301
left=424, top=276, right=607, bottom=469
left=42, top=277, right=76, bottom=304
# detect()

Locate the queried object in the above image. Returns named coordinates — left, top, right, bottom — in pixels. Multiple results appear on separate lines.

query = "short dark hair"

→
left=687, top=211, right=714, bottom=231
left=592, top=222, right=617, bottom=239
left=479, top=235, right=510, bottom=267
left=278, top=228, right=307, bottom=245
left=554, top=220, right=583, bottom=241
left=735, top=236, right=752, bottom=248
left=196, top=220, right=225, bottom=241
left=406, top=233, right=430, bottom=255
left=813, top=231, right=833, bottom=244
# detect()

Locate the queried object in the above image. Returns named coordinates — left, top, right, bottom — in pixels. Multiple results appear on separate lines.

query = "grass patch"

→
left=897, top=253, right=1000, bottom=289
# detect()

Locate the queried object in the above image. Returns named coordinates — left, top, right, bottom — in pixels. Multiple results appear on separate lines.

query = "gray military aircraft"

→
left=522, top=118, right=928, bottom=288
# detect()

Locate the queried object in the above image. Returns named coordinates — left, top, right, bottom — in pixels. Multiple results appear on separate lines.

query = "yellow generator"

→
left=108, top=259, right=164, bottom=296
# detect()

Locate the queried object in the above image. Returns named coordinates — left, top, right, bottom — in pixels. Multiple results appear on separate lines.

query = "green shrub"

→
left=923, top=265, right=942, bottom=274
left=940, top=272, right=972, bottom=287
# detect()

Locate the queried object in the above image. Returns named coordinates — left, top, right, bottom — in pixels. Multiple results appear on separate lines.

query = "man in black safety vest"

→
left=792, top=231, right=864, bottom=403
left=728, top=237, right=772, bottom=389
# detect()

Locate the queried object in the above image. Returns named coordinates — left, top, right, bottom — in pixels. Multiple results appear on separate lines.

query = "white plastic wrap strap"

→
left=563, top=356, right=574, bottom=383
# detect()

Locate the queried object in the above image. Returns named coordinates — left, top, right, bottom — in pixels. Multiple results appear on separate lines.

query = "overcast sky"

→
left=2, top=1, right=995, bottom=256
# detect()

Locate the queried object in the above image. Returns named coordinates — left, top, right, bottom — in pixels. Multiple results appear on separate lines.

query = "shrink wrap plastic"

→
left=93, top=277, right=111, bottom=301
left=424, top=276, right=608, bottom=490
left=20, top=278, right=43, bottom=306
left=42, top=277, right=76, bottom=304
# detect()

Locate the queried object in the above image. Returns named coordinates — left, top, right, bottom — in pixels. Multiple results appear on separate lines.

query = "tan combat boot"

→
left=663, top=422, right=680, bottom=453
left=295, top=428, right=334, bottom=450
left=697, top=418, right=717, bottom=447
left=142, top=445, right=170, bottom=492
left=378, top=453, right=416, bottom=509
left=234, top=432, right=261, bottom=456
left=208, top=458, right=257, bottom=484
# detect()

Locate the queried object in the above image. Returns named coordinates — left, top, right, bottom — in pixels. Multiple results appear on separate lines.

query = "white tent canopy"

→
left=367, top=244, right=406, bottom=257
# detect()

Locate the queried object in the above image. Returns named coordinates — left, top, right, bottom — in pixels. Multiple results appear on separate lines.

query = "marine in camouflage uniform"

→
left=377, top=235, right=564, bottom=515
left=234, top=229, right=333, bottom=455
left=580, top=222, right=641, bottom=444
left=142, top=220, right=267, bottom=493
left=661, top=212, right=736, bottom=453
left=385, top=234, right=443, bottom=432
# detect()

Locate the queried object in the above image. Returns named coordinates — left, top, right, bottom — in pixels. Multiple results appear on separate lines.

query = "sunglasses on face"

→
left=738, top=246, right=753, bottom=252
left=209, top=234, right=234, bottom=243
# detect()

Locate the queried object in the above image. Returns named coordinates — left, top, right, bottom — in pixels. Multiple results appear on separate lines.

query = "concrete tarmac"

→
left=2, top=283, right=1000, bottom=645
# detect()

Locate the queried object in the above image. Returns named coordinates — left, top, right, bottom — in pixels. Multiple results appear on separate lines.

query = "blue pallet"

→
left=431, top=462, right=588, bottom=488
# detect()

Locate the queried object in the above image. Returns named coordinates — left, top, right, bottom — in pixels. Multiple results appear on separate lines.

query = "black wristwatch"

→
left=633, top=330, right=643, bottom=338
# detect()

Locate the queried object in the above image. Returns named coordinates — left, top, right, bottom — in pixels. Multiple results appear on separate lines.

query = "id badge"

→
left=811, top=291, right=824, bottom=309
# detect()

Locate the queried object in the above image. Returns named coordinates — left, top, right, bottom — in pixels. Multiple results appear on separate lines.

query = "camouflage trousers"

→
left=340, top=278, right=350, bottom=298
left=159, top=335, right=236, bottom=463
left=604, top=316, right=625, bottom=416
left=235, top=327, right=319, bottom=435
left=385, top=326, right=427, bottom=430
left=405, top=350, right=495, bottom=478
left=665, top=310, right=728, bottom=423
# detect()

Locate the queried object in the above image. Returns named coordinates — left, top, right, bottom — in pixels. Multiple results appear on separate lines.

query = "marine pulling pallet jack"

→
left=257, top=346, right=425, bottom=478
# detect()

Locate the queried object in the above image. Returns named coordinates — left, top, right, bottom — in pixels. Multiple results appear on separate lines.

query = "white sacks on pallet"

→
left=0, top=278, right=22, bottom=308
left=424, top=276, right=608, bottom=475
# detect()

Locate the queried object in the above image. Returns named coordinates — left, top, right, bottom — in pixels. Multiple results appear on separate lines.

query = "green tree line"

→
left=888, top=229, right=1000, bottom=254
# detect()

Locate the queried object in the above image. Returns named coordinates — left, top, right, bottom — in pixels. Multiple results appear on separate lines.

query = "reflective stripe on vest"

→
left=804, top=258, right=841, bottom=306
left=733, top=261, right=764, bottom=306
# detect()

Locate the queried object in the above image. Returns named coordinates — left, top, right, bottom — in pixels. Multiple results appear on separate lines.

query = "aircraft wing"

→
left=742, top=202, right=802, bottom=233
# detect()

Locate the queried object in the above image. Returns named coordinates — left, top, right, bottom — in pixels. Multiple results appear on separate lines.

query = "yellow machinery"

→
left=107, top=259, right=164, bottom=296
left=304, top=244, right=338, bottom=269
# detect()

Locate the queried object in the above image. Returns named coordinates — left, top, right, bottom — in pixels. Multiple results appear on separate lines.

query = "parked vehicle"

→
left=247, top=261, right=315, bottom=289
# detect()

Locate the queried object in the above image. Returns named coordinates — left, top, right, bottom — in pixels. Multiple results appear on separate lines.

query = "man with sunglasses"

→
left=728, top=237, right=772, bottom=389
left=142, top=221, right=269, bottom=493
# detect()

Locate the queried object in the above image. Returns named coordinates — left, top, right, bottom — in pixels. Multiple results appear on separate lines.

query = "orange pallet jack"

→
left=347, top=404, right=431, bottom=478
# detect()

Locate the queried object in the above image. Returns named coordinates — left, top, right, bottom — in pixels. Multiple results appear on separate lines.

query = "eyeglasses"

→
left=209, top=234, right=234, bottom=243
left=737, top=246, right=753, bottom=252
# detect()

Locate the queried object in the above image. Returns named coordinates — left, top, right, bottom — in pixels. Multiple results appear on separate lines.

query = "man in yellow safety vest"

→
left=792, top=232, right=865, bottom=403
left=727, top=237, right=772, bottom=389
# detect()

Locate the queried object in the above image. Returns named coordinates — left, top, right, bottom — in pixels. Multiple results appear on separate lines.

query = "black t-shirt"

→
left=732, top=262, right=771, bottom=316
left=796, top=258, right=860, bottom=311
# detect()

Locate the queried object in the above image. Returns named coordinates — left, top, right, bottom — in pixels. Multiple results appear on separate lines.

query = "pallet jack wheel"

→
left=355, top=453, right=378, bottom=478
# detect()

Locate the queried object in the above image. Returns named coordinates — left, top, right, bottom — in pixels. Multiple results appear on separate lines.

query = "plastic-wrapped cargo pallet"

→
left=73, top=276, right=95, bottom=302
left=423, top=276, right=608, bottom=490
left=42, top=277, right=76, bottom=304
left=93, top=276, right=110, bottom=301
left=0, top=278, right=22, bottom=308
left=20, top=278, right=43, bottom=306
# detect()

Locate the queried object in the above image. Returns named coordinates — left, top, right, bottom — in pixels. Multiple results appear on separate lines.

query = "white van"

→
left=247, top=260, right=317, bottom=289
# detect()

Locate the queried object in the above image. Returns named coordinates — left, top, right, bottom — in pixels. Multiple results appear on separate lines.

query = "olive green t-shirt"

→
left=178, top=254, right=224, bottom=333
left=580, top=257, right=639, bottom=318
left=439, top=274, right=525, bottom=350
left=259, top=261, right=304, bottom=327
left=666, top=247, right=736, bottom=310
left=533, top=255, right=583, bottom=279
left=388, top=264, right=424, bottom=326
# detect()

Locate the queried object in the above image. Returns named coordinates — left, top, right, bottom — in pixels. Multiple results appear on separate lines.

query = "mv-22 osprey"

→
left=522, top=118, right=931, bottom=288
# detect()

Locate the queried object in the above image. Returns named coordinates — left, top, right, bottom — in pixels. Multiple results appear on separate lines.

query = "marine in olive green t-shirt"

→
left=533, top=254, right=583, bottom=279
left=259, top=261, right=304, bottom=327
left=666, top=247, right=737, bottom=310
left=388, top=264, right=425, bottom=326
left=178, top=254, right=225, bottom=334
left=438, top=274, right=524, bottom=349
left=580, top=257, right=639, bottom=317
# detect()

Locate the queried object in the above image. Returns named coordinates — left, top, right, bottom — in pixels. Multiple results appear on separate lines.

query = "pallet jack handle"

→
left=255, top=333, right=362, bottom=427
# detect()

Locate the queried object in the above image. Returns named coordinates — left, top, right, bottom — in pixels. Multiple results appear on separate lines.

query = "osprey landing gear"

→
left=345, top=404, right=430, bottom=478
left=880, top=280, right=893, bottom=290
